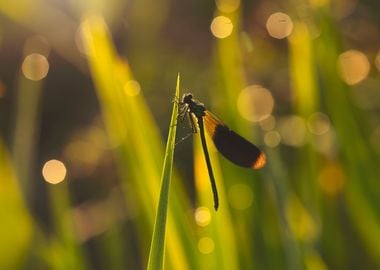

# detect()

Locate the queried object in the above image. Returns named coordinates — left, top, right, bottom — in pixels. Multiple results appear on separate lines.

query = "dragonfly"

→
left=179, top=93, right=266, bottom=210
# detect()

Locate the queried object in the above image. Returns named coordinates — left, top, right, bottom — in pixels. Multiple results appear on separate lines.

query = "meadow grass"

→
left=1, top=2, right=380, bottom=270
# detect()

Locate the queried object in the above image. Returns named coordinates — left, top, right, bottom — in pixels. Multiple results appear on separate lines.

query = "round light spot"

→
left=264, top=130, right=281, bottom=148
left=266, top=12, right=293, bottom=39
left=277, top=115, right=307, bottom=147
left=215, top=0, right=240, bottom=13
left=198, top=237, right=215, bottom=254
left=210, top=16, right=233, bottom=39
left=42, top=159, right=67, bottom=184
left=338, top=50, right=370, bottom=85
left=228, top=183, right=253, bottom=210
left=318, top=163, right=345, bottom=196
left=307, top=112, right=331, bottom=135
left=259, top=115, right=276, bottom=131
left=124, top=80, right=141, bottom=96
left=22, top=53, right=49, bottom=81
left=64, top=140, right=101, bottom=177
left=237, top=85, right=274, bottom=122
left=195, top=207, right=211, bottom=227
left=310, top=128, right=336, bottom=157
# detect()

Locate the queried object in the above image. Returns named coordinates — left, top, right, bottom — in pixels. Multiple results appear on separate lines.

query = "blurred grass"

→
left=214, top=9, right=304, bottom=270
left=0, top=142, right=33, bottom=270
left=1, top=1, right=380, bottom=270
left=80, top=14, right=197, bottom=270
left=193, top=136, right=239, bottom=270
left=315, top=10, right=380, bottom=266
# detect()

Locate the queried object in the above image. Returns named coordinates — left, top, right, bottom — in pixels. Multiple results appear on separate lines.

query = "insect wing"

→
left=203, top=111, right=266, bottom=169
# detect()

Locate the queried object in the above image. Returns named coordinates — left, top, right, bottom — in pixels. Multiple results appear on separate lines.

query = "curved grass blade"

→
left=147, top=74, right=180, bottom=270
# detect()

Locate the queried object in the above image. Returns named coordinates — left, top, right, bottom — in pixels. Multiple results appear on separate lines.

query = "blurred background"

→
left=1, top=0, right=380, bottom=269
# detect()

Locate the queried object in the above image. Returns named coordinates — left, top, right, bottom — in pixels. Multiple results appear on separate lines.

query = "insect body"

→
left=181, top=93, right=266, bottom=210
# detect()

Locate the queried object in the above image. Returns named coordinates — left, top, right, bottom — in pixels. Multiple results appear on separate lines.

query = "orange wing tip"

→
left=251, top=152, right=266, bottom=169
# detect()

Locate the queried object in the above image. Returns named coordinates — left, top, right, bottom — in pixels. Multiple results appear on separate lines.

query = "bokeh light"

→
left=277, top=115, right=307, bottom=147
left=71, top=191, right=126, bottom=242
left=42, top=159, right=67, bottom=184
left=1, top=1, right=379, bottom=269
left=228, top=183, right=254, bottom=210
left=21, top=53, right=49, bottom=81
left=215, top=0, right=240, bottom=13
left=266, top=12, right=293, bottom=39
left=124, top=80, right=141, bottom=96
left=198, top=237, right=215, bottom=254
left=64, top=140, right=101, bottom=177
left=194, top=207, right=211, bottom=227
left=338, top=50, right=370, bottom=85
left=237, top=85, right=274, bottom=122
left=318, top=163, right=345, bottom=196
left=307, top=112, right=331, bottom=135
left=311, top=129, right=336, bottom=157
left=259, top=115, right=276, bottom=131
left=210, top=16, right=233, bottom=39
left=264, top=131, right=281, bottom=148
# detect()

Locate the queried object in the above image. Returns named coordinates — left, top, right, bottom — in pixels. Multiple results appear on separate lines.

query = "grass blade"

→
left=147, top=74, right=180, bottom=270
left=81, top=15, right=197, bottom=269
left=0, top=141, right=33, bottom=269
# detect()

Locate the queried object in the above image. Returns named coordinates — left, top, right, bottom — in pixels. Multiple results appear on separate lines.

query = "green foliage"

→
left=1, top=1, right=380, bottom=270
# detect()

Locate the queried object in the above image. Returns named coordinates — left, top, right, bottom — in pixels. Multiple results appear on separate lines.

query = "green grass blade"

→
left=80, top=15, right=197, bottom=269
left=147, top=74, right=180, bottom=270
left=0, top=141, right=33, bottom=270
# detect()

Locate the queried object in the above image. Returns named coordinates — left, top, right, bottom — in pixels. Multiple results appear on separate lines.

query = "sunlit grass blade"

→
left=288, top=22, right=318, bottom=115
left=287, top=20, right=322, bottom=269
left=147, top=74, right=179, bottom=270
